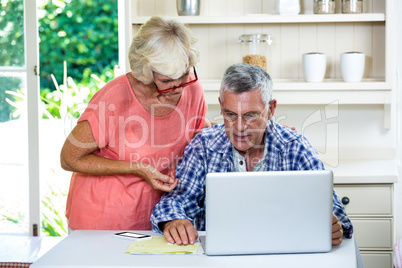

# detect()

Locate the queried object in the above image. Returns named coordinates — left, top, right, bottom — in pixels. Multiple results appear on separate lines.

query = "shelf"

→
left=205, top=87, right=391, bottom=104
left=203, top=79, right=390, bottom=91
left=202, top=79, right=392, bottom=129
left=132, top=13, right=386, bottom=25
left=324, top=159, right=398, bottom=184
left=203, top=79, right=391, bottom=103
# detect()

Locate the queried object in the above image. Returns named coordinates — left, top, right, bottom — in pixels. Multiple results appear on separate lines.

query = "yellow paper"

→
left=125, top=236, right=200, bottom=254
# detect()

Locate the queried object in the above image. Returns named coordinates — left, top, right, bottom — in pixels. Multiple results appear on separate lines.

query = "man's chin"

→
left=232, top=141, right=252, bottom=153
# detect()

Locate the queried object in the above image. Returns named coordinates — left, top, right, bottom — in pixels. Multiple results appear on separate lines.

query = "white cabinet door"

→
left=334, top=185, right=392, bottom=216
left=361, top=252, right=393, bottom=268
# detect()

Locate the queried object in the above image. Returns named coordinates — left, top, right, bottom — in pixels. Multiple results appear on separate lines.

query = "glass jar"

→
left=342, top=0, right=363, bottom=14
left=314, top=0, right=335, bottom=14
left=238, top=34, right=272, bottom=71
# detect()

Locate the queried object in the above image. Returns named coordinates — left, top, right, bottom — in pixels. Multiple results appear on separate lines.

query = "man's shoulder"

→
left=269, top=121, right=318, bottom=153
left=270, top=121, right=303, bottom=144
left=269, top=121, right=324, bottom=169
left=195, top=124, right=223, bottom=138
left=192, top=124, right=229, bottom=151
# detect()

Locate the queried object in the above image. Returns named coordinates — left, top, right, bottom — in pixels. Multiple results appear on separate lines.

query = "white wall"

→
left=395, top=0, right=402, bottom=240
left=207, top=104, right=394, bottom=160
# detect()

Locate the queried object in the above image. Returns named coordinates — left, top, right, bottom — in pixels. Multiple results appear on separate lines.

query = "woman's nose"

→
left=172, top=77, right=183, bottom=88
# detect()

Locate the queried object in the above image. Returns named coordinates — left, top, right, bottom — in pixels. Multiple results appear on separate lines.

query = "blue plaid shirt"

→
left=151, top=121, right=353, bottom=238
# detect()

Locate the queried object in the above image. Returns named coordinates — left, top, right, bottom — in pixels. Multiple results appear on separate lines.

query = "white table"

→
left=0, top=235, right=63, bottom=265
left=31, top=230, right=358, bottom=268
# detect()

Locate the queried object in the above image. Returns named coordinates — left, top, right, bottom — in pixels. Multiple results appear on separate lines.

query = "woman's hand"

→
left=133, top=163, right=178, bottom=192
left=61, top=121, right=178, bottom=192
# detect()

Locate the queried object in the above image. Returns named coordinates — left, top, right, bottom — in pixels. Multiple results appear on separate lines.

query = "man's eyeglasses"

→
left=153, top=67, right=198, bottom=94
left=222, top=109, right=267, bottom=124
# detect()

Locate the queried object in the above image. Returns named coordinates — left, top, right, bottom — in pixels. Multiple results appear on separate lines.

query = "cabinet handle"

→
left=341, top=197, right=350, bottom=205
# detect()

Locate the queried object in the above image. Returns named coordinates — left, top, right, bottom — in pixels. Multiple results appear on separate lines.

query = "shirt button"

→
left=239, top=161, right=244, bottom=165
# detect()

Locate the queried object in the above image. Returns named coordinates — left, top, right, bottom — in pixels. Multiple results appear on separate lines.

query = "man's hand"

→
left=163, top=219, right=198, bottom=245
left=332, top=214, right=343, bottom=246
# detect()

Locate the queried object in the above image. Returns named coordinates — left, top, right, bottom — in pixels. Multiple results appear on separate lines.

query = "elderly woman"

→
left=60, top=16, right=209, bottom=230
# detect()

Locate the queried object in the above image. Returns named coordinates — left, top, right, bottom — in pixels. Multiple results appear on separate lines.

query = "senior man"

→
left=151, top=63, right=353, bottom=246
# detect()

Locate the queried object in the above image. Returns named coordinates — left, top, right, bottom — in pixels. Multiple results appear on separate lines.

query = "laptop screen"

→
left=203, top=170, right=333, bottom=255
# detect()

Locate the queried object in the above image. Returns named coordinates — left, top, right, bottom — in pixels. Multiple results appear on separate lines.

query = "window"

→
left=0, top=0, right=40, bottom=235
left=0, top=0, right=119, bottom=236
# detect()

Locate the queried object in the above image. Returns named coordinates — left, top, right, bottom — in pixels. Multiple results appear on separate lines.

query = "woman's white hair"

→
left=128, top=16, right=200, bottom=84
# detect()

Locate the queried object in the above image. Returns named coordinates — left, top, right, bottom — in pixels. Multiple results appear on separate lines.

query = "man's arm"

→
left=291, top=136, right=354, bottom=241
left=151, top=134, right=207, bottom=244
left=332, top=189, right=353, bottom=239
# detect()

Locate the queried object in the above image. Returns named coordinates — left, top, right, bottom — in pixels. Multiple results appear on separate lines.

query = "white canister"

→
left=302, top=53, right=327, bottom=83
left=340, top=52, right=365, bottom=82
left=276, top=0, right=300, bottom=15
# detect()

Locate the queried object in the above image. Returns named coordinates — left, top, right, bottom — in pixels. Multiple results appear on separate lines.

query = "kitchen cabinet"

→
left=334, top=184, right=394, bottom=268
left=329, top=159, right=397, bottom=268
left=123, top=1, right=396, bottom=267
left=125, top=0, right=393, bottom=128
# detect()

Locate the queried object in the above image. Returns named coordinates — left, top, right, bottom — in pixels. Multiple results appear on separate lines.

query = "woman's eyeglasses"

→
left=153, top=67, right=198, bottom=94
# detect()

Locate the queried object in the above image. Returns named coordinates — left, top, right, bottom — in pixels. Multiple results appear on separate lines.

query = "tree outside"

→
left=38, top=0, right=118, bottom=98
left=0, top=0, right=118, bottom=236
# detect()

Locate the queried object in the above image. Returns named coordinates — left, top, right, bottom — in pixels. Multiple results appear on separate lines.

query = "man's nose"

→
left=235, top=116, right=248, bottom=131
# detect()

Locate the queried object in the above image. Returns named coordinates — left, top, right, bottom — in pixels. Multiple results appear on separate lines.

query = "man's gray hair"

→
left=219, top=63, right=273, bottom=109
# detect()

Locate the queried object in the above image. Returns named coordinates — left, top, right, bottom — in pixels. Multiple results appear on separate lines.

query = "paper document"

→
left=125, top=236, right=201, bottom=254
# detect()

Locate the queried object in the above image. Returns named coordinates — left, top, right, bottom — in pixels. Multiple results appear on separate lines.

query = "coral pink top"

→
left=66, top=73, right=207, bottom=230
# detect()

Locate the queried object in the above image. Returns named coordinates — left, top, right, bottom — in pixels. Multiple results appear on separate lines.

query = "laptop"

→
left=201, top=170, right=333, bottom=255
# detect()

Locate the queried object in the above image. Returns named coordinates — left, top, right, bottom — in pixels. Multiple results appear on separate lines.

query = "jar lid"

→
left=238, top=34, right=272, bottom=45
left=238, top=34, right=269, bottom=42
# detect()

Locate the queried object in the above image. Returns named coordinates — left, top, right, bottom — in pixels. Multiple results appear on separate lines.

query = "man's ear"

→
left=268, top=99, right=277, bottom=120
left=218, top=97, right=223, bottom=113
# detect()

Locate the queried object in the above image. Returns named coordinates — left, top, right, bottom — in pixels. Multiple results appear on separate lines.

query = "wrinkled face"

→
left=219, top=90, right=276, bottom=155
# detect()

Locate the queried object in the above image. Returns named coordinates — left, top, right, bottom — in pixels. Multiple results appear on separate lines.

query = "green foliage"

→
left=41, top=185, right=68, bottom=237
left=4, top=62, right=107, bottom=120
left=39, top=61, right=106, bottom=119
left=0, top=0, right=25, bottom=122
left=0, top=76, right=24, bottom=122
left=1, top=0, right=118, bottom=235
left=0, top=0, right=25, bottom=67
left=38, top=0, right=118, bottom=91
left=0, top=201, right=28, bottom=233
left=1, top=0, right=118, bottom=121
left=1, top=185, right=68, bottom=236
left=3, top=213, right=23, bottom=224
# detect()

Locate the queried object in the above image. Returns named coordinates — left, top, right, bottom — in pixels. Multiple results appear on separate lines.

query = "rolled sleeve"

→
left=151, top=135, right=207, bottom=233
left=332, top=189, right=353, bottom=238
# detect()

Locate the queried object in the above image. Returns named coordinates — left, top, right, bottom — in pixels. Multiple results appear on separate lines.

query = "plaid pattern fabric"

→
left=0, top=263, right=31, bottom=268
left=151, top=121, right=353, bottom=238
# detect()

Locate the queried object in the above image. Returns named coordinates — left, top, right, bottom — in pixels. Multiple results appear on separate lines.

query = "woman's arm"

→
left=60, top=120, right=177, bottom=192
